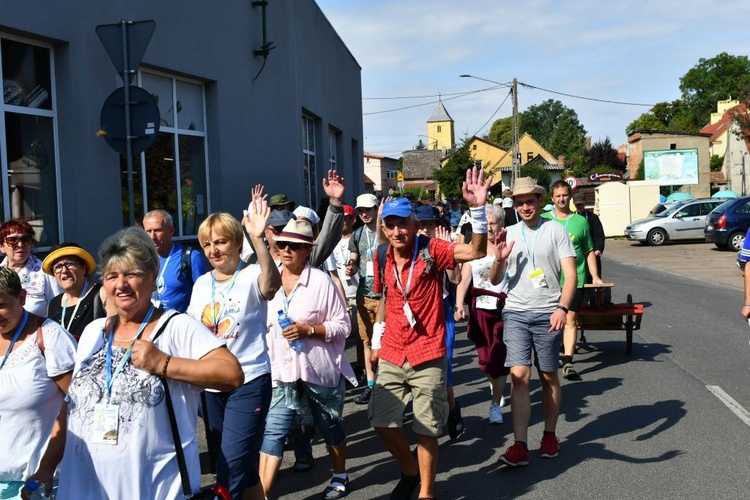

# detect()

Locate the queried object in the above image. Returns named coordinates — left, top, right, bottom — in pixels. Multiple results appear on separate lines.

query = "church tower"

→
left=426, top=98, right=455, bottom=150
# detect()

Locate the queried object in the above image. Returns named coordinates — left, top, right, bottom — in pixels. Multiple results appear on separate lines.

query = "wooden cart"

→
left=576, top=283, right=644, bottom=355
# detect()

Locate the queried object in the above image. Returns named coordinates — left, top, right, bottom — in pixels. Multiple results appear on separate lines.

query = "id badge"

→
left=403, top=302, right=417, bottom=328
left=92, top=403, right=120, bottom=445
left=528, top=267, right=548, bottom=289
left=151, top=292, right=161, bottom=308
left=365, top=260, right=374, bottom=277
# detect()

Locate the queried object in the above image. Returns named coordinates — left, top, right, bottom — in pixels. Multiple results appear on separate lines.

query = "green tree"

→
left=710, top=154, right=724, bottom=172
left=488, top=116, right=513, bottom=146
left=521, top=99, right=587, bottom=159
left=586, top=137, right=625, bottom=171
left=433, top=139, right=474, bottom=199
left=626, top=100, right=686, bottom=134
left=519, top=164, right=552, bottom=192
left=414, top=139, right=427, bottom=150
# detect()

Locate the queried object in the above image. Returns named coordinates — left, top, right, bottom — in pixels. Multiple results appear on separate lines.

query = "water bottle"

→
left=25, top=480, right=46, bottom=499
left=278, top=310, right=302, bottom=351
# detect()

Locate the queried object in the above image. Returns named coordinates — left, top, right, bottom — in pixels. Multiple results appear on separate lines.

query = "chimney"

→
left=557, top=155, right=565, bottom=169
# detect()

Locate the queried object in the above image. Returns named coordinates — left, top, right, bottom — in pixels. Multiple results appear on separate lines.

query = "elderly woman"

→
left=187, top=203, right=281, bottom=500
left=454, top=204, right=510, bottom=425
left=0, top=266, right=76, bottom=499
left=0, top=218, right=61, bottom=316
left=43, top=243, right=113, bottom=340
left=56, top=228, right=244, bottom=499
left=258, top=219, right=355, bottom=500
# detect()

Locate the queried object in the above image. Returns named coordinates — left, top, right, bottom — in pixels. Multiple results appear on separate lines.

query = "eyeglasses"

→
left=514, top=199, right=538, bottom=207
left=3, top=235, right=33, bottom=246
left=53, top=260, right=80, bottom=274
left=276, top=241, right=306, bottom=251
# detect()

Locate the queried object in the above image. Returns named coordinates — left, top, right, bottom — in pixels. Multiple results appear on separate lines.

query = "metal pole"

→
left=121, top=20, right=135, bottom=227
left=511, top=78, right=520, bottom=185
left=742, top=154, right=746, bottom=196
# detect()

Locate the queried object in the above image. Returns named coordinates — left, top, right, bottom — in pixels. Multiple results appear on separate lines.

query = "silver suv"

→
left=625, top=198, right=724, bottom=246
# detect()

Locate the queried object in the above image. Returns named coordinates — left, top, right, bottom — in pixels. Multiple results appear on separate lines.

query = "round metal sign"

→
left=100, top=86, right=160, bottom=155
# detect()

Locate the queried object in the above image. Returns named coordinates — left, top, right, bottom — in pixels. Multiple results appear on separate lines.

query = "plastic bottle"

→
left=25, top=480, right=46, bottom=499
left=278, top=310, right=302, bottom=351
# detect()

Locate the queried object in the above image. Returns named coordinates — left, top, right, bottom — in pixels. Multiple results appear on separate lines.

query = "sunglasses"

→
left=53, top=260, right=80, bottom=274
left=276, top=241, right=306, bottom=251
left=3, top=235, right=33, bottom=246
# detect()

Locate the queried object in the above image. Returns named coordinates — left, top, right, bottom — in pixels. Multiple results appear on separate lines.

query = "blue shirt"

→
left=157, top=243, right=209, bottom=312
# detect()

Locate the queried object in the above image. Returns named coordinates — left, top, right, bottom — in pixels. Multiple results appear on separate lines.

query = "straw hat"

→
left=42, top=244, right=96, bottom=275
left=275, top=219, right=316, bottom=246
left=510, top=177, right=546, bottom=199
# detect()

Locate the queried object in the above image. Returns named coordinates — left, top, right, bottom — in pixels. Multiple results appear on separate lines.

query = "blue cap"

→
left=381, top=198, right=414, bottom=219
left=415, top=204, right=441, bottom=222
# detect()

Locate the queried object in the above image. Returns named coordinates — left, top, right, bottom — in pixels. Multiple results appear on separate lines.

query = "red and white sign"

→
left=564, top=176, right=578, bottom=190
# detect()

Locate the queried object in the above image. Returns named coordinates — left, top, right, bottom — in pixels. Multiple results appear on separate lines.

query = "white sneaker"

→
left=500, top=395, right=508, bottom=407
left=489, top=403, right=503, bottom=424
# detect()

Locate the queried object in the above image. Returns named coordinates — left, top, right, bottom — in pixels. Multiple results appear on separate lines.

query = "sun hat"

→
left=267, top=209, right=296, bottom=228
left=275, top=219, right=317, bottom=246
left=502, top=197, right=514, bottom=208
left=415, top=205, right=442, bottom=222
left=293, top=206, right=320, bottom=225
left=343, top=205, right=356, bottom=217
left=269, top=193, right=295, bottom=209
left=42, top=243, right=96, bottom=275
left=380, top=198, right=414, bottom=219
left=493, top=198, right=503, bottom=206
left=510, top=177, right=547, bottom=199
left=355, top=193, right=379, bottom=209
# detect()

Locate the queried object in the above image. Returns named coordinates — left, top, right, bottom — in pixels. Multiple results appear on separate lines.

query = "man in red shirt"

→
left=370, top=167, right=490, bottom=500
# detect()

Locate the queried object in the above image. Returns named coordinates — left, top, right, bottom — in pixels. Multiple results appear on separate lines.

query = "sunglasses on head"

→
left=3, top=235, right=33, bottom=246
left=276, top=241, right=305, bottom=251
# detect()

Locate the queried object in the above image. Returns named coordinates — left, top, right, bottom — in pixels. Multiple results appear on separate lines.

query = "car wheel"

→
left=728, top=231, right=745, bottom=252
left=646, top=228, right=667, bottom=246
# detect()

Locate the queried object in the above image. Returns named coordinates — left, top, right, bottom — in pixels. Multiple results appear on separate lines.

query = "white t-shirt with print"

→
left=333, top=236, right=358, bottom=300
left=57, top=312, right=223, bottom=500
left=1, top=254, right=62, bottom=316
left=0, top=320, right=75, bottom=489
left=469, top=254, right=508, bottom=310
left=187, top=264, right=271, bottom=388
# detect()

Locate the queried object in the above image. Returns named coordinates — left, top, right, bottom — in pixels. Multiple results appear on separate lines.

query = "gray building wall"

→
left=2, top=0, right=362, bottom=252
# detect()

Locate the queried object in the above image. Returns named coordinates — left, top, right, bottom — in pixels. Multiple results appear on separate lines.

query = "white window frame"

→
left=328, top=127, right=338, bottom=171
left=302, top=114, right=317, bottom=207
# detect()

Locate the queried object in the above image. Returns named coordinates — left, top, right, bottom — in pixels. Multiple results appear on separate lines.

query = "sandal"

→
left=322, top=475, right=349, bottom=499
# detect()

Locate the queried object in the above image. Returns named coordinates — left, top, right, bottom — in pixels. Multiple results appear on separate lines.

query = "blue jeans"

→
left=444, top=295, right=456, bottom=386
left=204, top=373, right=272, bottom=500
left=261, top=378, right=347, bottom=458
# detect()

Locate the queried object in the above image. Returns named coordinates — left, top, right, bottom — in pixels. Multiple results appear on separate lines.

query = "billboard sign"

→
left=643, top=149, right=699, bottom=186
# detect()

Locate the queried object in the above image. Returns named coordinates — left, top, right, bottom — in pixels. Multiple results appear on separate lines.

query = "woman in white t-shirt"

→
left=187, top=202, right=281, bottom=500
left=0, top=266, right=75, bottom=499
left=56, top=228, right=243, bottom=499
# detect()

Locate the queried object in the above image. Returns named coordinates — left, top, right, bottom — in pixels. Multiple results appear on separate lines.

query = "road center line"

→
left=706, top=385, right=750, bottom=426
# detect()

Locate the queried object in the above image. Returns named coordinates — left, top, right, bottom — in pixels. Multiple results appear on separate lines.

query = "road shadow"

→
left=575, top=341, right=672, bottom=377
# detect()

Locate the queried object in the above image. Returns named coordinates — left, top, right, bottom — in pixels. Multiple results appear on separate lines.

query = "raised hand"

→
left=492, top=228, right=515, bottom=261
left=462, top=166, right=491, bottom=208
left=251, top=184, right=266, bottom=204
left=434, top=225, right=452, bottom=242
left=322, top=170, right=345, bottom=205
left=244, top=198, right=271, bottom=239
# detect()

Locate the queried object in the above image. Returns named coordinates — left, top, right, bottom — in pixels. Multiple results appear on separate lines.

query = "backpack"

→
left=376, top=234, right=436, bottom=281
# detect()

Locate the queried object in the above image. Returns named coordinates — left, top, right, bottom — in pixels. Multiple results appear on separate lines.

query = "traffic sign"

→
left=96, top=20, right=156, bottom=84
left=100, top=86, right=160, bottom=155
left=397, top=172, right=404, bottom=182
left=564, top=175, right=579, bottom=190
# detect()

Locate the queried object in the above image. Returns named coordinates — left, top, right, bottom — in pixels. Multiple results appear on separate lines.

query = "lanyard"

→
left=157, top=245, right=174, bottom=292
left=0, top=310, right=29, bottom=371
left=552, top=209, right=571, bottom=229
left=210, top=261, right=243, bottom=333
left=61, top=281, right=89, bottom=331
left=393, top=238, right=419, bottom=302
left=105, top=304, right=155, bottom=399
left=521, top=219, right=542, bottom=268
left=281, top=270, right=303, bottom=315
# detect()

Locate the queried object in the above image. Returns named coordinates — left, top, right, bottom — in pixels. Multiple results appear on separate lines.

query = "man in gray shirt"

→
left=489, top=177, right=576, bottom=467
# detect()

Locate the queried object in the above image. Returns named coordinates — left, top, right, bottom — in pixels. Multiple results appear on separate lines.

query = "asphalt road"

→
left=202, top=240, right=750, bottom=499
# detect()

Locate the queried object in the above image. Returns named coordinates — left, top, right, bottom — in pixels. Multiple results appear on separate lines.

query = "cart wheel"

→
left=625, top=294, right=634, bottom=355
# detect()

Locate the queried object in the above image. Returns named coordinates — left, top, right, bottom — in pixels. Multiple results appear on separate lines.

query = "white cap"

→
left=502, top=197, right=513, bottom=208
left=293, top=206, right=320, bottom=225
left=356, top=193, right=379, bottom=208
left=493, top=197, right=503, bottom=206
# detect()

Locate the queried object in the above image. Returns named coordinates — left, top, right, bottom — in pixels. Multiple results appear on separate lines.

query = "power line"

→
left=471, top=90, right=512, bottom=138
left=363, top=85, right=506, bottom=116
left=519, top=81, right=656, bottom=107
left=363, top=89, right=490, bottom=100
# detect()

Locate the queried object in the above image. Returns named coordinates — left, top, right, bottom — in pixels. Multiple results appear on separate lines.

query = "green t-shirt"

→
left=541, top=211, right=593, bottom=288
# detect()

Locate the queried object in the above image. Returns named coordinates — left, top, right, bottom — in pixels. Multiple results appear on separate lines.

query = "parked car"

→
left=648, top=201, right=680, bottom=217
left=705, top=196, right=750, bottom=252
left=625, top=198, right=725, bottom=246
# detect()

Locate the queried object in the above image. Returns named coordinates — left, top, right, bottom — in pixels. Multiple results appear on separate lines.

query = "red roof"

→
left=700, top=103, right=748, bottom=142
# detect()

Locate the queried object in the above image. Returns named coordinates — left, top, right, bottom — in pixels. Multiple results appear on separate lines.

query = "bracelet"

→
left=309, top=325, right=315, bottom=337
left=556, top=305, right=569, bottom=314
left=161, top=355, right=172, bottom=378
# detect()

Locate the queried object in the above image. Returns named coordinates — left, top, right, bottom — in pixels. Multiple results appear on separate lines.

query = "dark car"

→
left=704, top=196, right=750, bottom=251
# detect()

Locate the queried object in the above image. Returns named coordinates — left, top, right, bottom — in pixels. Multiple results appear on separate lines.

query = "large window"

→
left=0, top=36, right=59, bottom=247
left=328, top=127, right=339, bottom=171
left=302, top=114, right=317, bottom=208
left=121, top=70, right=208, bottom=235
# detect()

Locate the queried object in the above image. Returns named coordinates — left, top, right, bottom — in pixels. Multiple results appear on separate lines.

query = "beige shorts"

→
left=368, top=357, right=448, bottom=437
left=356, top=295, right=380, bottom=346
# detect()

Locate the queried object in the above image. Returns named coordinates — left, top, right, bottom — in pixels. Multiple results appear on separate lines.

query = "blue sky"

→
left=316, top=0, right=750, bottom=158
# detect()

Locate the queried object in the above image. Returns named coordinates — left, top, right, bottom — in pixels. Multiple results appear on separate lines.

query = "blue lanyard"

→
left=61, top=281, right=89, bottom=331
left=105, top=304, right=155, bottom=400
left=521, top=219, right=542, bottom=268
left=551, top=209, right=571, bottom=229
left=0, top=310, right=29, bottom=371
left=210, top=261, right=243, bottom=333
left=157, top=245, right=174, bottom=292
left=393, top=238, right=419, bottom=302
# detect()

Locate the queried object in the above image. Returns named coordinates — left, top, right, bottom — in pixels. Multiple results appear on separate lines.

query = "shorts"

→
left=569, top=288, right=585, bottom=313
left=369, top=357, right=448, bottom=437
left=502, top=310, right=562, bottom=373
left=356, top=294, right=380, bottom=346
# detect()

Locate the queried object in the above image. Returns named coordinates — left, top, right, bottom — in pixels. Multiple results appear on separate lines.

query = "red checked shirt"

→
left=373, top=237, right=456, bottom=367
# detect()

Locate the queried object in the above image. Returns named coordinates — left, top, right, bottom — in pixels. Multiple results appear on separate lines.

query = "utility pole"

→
left=511, top=78, right=520, bottom=186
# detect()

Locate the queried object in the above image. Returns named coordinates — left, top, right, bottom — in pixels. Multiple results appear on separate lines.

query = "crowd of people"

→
left=0, top=168, right=608, bottom=499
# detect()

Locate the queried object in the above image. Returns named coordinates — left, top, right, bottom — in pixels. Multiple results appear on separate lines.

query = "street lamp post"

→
left=460, top=74, right=520, bottom=186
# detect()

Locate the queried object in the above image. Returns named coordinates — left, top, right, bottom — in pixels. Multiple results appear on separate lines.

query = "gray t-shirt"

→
left=348, top=225, right=381, bottom=298
left=504, top=218, right=576, bottom=312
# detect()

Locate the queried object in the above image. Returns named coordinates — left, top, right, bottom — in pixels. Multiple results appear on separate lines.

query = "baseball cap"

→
left=343, top=205, right=356, bottom=217
left=269, top=193, right=295, bottom=209
left=415, top=205, right=441, bottom=222
left=355, top=193, right=379, bottom=209
left=502, top=197, right=513, bottom=208
left=380, top=198, right=414, bottom=219
left=267, top=209, right=296, bottom=228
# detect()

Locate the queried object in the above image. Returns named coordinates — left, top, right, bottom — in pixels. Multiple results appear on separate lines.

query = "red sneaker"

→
left=498, top=442, right=530, bottom=466
left=539, top=434, right=560, bottom=458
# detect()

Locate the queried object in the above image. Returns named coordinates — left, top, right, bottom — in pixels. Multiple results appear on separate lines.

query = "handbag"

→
left=154, top=313, right=231, bottom=500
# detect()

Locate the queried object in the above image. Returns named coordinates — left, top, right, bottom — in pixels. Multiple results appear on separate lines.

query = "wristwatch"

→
left=555, top=305, right=569, bottom=314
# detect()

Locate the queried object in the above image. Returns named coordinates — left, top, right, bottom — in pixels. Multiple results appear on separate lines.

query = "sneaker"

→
left=354, top=386, right=372, bottom=405
left=539, top=434, right=560, bottom=458
left=447, top=402, right=464, bottom=440
left=498, top=442, right=530, bottom=467
left=562, top=363, right=581, bottom=381
left=489, top=403, right=503, bottom=424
